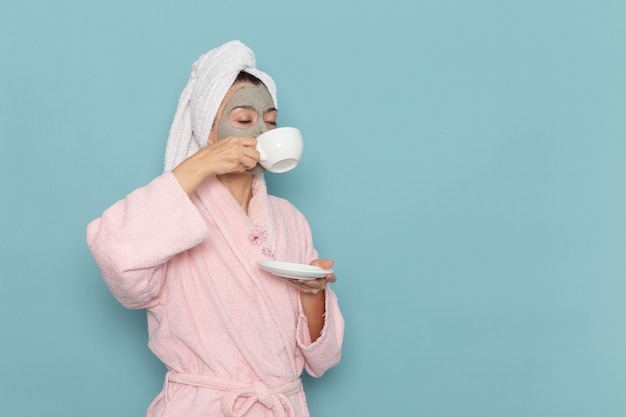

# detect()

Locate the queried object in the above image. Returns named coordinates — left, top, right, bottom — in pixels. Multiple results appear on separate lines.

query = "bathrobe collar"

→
left=195, top=173, right=277, bottom=263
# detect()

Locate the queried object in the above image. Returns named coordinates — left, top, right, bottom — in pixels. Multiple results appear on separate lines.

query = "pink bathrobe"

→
left=87, top=173, right=344, bottom=417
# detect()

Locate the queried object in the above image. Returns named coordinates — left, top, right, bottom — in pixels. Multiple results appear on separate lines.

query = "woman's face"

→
left=208, top=82, right=277, bottom=144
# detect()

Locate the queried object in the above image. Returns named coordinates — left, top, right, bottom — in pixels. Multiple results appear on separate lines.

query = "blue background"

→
left=2, top=0, right=626, bottom=416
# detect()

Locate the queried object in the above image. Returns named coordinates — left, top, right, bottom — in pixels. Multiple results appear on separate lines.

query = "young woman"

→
left=87, top=40, right=344, bottom=417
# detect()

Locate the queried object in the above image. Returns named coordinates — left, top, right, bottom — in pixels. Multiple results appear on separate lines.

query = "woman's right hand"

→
left=172, top=136, right=260, bottom=195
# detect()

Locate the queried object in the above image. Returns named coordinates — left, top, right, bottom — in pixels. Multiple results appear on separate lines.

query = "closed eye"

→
left=230, top=107, right=258, bottom=127
left=264, top=108, right=278, bottom=129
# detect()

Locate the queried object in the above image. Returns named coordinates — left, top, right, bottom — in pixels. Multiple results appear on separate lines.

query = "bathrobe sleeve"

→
left=296, top=288, right=345, bottom=377
left=86, top=172, right=210, bottom=309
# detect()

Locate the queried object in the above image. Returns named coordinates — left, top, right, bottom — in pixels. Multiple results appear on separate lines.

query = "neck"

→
left=218, top=173, right=254, bottom=213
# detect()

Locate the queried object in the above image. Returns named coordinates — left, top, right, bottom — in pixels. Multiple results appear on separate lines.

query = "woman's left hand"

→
left=289, top=259, right=336, bottom=295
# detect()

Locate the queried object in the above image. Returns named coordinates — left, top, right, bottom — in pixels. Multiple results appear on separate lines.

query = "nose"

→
left=253, top=120, right=269, bottom=138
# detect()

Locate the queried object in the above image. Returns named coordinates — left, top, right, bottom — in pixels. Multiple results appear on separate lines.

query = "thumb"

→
left=312, top=259, right=334, bottom=270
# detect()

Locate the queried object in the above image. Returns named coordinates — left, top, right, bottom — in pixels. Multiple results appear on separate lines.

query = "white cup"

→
left=256, top=127, right=304, bottom=173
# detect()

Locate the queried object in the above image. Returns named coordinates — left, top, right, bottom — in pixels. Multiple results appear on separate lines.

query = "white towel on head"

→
left=163, top=40, right=277, bottom=172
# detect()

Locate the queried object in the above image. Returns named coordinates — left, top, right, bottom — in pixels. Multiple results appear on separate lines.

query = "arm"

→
left=295, top=259, right=336, bottom=342
left=300, top=292, right=326, bottom=342
left=296, top=283, right=345, bottom=378
left=293, top=260, right=344, bottom=377
left=270, top=197, right=345, bottom=375
left=88, top=135, right=260, bottom=308
left=86, top=173, right=210, bottom=309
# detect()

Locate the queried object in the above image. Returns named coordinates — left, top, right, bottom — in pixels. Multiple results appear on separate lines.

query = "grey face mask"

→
left=217, top=85, right=276, bottom=141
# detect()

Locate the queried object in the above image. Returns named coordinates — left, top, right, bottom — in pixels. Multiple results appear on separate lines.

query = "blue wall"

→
left=2, top=1, right=626, bottom=416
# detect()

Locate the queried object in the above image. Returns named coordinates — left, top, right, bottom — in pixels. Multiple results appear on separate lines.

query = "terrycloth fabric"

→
left=165, top=372, right=303, bottom=417
left=163, top=40, right=278, bottom=172
left=86, top=173, right=344, bottom=417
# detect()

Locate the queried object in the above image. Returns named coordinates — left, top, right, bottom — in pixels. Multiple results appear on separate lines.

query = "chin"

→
left=247, top=165, right=266, bottom=175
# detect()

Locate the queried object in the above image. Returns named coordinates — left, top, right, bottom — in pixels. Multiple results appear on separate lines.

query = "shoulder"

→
left=269, top=194, right=302, bottom=215
left=268, top=195, right=310, bottom=225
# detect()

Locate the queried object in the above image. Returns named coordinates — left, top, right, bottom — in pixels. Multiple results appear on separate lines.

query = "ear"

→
left=207, top=121, right=219, bottom=145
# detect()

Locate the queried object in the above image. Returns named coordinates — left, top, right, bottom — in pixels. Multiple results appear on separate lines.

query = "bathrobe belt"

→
left=166, top=371, right=302, bottom=417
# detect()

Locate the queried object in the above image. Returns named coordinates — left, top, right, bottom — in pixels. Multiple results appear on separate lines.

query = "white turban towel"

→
left=163, top=40, right=278, bottom=172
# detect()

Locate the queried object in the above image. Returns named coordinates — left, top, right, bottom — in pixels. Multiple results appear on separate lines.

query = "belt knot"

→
left=252, top=381, right=274, bottom=407
left=166, top=372, right=301, bottom=417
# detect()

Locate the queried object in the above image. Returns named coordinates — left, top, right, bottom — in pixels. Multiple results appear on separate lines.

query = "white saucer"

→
left=257, top=260, right=333, bottom=280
